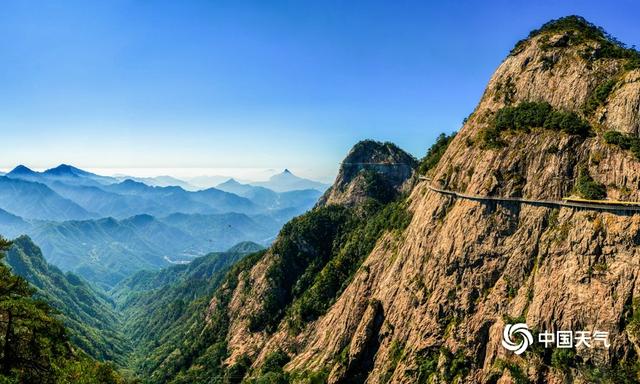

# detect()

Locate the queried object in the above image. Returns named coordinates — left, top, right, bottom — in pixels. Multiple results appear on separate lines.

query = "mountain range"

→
left=0, top=165, right=324, bottom=288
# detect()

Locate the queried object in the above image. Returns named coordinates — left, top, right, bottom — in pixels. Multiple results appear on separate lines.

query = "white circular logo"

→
left=502, top=323, right=533, bottom=355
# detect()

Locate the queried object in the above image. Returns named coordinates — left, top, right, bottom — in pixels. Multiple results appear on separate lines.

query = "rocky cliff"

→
left=150, top=16, right=640, bottom=384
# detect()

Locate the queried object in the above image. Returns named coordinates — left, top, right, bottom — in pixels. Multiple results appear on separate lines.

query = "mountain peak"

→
left=8, top=165, right=38, bottom=175
left=510, top=15, right=638, bottom=60
left=270, top=169, right=296, bottom=181
left=120, top=179, right=146, bottom=187
left=44, top=164, right=88, bottom=177
left=251, top=169, right=328, bottom=192
left=220, top=178, right=241, bottom=185
left=529, top=15, right=610, bottom=41
left=226, top=241, right=265, bottom=254
left=318, top=140, right=417, bottom=207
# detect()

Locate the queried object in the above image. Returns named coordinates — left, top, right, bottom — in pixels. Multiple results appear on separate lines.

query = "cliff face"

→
left=291, top=18, right=640, bottom=383
left=164, top=17, right=640, bottom=384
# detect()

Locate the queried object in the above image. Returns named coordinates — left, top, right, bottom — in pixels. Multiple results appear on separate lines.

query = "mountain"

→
left=216, top=178, right=257, bottom=195
left=42, top=164, right=117, bottom=185
left=217, top=178, right=323, bottom=212
left=0, top=176, right=97, bottom=221
left=0, top=207, right=32, bottom=238
left=127, top=138, right=418, bottom=381
left=131, top=17, right=640, bottom=383
left=318, top=140, right=418, bottom=207
left=2, top=165, right=321, bottom=220
left=0, top=174, right=311, bottom=290
left=6, top=164, right=39, bottom=179
left=102, top=179, right=258, bottom=215
left=112, top=241, right=264, bottom=303
left=117, top=175, right=194, bottom=190
left=112, top=242, right=265, bottom=375
left=0, top=236, right=125, bottom=382
left=47, top=181, right=164, bottom=219
left=251, top=169, right=329, bottom=192
left=3, top=236, right=129, bottom=363
left=6, top=164, right=117, bottom=187
left=19, top=212, right=278, bottom=290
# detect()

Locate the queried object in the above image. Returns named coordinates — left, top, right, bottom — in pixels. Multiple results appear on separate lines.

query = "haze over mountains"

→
left=0, top=164, right=325, bottom=288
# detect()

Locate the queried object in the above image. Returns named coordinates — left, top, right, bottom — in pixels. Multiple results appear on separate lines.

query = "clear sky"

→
left=1, top=1, right=638, bottom=182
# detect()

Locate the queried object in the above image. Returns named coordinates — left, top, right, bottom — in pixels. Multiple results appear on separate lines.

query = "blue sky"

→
left=1, top=1, right=638, bottom=181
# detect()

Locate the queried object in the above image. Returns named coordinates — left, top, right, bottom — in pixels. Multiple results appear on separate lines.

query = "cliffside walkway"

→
left=417, top=176, right=640, bottom=213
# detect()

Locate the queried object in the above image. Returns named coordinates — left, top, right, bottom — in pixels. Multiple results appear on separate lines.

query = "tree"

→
left=0, top=236, right=72, bottom=382
left=0, top=236, right=126, bottom=383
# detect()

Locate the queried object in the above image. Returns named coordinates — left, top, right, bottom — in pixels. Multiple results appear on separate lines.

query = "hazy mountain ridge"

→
left=0, top=211, right=280, bottom=290
left=0, top=165, right=325, bottom=288
left=250, top=169, right=330, bottom=192
left=217, top=178, right=323, bottom=211
left=0, top=176, right=98, bottom=221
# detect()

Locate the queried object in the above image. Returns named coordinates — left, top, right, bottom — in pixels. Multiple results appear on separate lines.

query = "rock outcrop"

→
left=318, top=140, right=418, bottom=207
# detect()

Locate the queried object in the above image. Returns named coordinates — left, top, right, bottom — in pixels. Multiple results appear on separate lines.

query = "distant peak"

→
left=44, top=164, right=86, bottom=176
left=8, top=165, right=37, bottom=175
left=121, top=179, right=145, bottom=186
left=283, top=168, right=292, bottom=174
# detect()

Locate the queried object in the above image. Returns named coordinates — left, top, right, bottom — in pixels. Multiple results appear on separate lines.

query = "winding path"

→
left=417, top=176, right=640, bottom=213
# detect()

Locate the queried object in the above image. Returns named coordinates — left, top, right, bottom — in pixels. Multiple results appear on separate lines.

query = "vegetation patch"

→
left=381, top=340, right=405, bottom=383
left=287, top=199, right=412, bottom=330
left=245, top=350, right=291, bottom=384
left=510, top=16, right=640, bottom=71
left=482, top=101, right=591, bottom=148
left=418, top=132, right=457, bottom=175
left=407, top=347, right=471, bottom=384
left=574, top=167, right=607, bottom=200
left=491, top=359, right=530, bottom=384
left=603, top=130, right=640, bottom=159
left=584, top=79, right=617, bottom=115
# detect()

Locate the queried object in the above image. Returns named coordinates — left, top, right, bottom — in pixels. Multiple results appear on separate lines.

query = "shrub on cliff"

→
left=575, top=167, right=607, bottom=200
left=483, top=101, right=591, bottom=148
left=603, top=131, right=640, bottom=159
left=584, top=79, right=617, bottom=115
left=494, top=102, right=552, bottom=132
